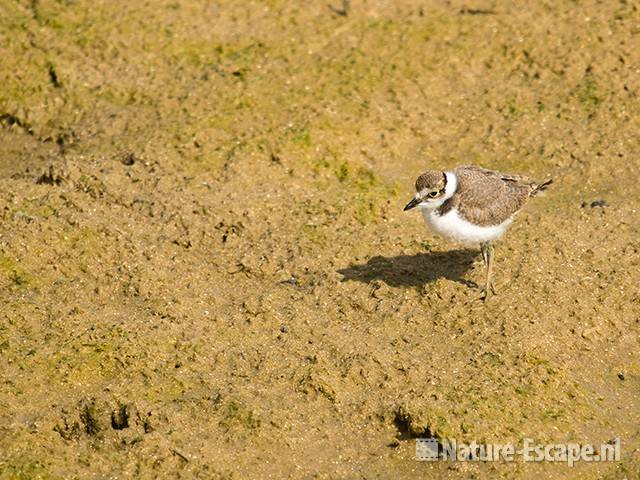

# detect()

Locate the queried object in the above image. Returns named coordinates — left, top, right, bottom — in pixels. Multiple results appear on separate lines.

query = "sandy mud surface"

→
left=1, top=0, right=639, bottom=478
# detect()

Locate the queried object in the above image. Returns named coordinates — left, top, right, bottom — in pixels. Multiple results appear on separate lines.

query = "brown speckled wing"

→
left=439, top=165, right=533, bottom=226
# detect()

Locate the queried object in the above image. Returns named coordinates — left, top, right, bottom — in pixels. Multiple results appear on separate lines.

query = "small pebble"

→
left=121, top=152, right=136, bottom=166
left=581, top=199, right=607, bottom=208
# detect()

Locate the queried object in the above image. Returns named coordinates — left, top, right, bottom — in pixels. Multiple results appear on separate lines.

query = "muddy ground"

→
left=1, top=0, right=639, bottom=478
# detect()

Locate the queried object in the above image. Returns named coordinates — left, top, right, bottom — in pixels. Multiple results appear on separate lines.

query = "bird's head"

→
left=404, top=171, right=449, bottom=211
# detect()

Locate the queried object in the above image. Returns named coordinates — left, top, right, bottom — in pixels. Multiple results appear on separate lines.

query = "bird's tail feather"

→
left=531, top=178, right=553, bottom=196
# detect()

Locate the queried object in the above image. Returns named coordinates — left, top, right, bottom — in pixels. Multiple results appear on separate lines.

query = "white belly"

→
left=422, top=208, right=512, bottom=245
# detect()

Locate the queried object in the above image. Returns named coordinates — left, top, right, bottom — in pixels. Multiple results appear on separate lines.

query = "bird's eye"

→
left=429, top=191, right=439, bottom=198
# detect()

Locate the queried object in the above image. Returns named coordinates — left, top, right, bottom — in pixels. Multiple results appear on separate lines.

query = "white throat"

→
left=442, top=171, right=457, bottom=200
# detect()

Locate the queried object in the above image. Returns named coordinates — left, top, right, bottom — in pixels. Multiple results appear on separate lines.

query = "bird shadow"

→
left=337, top=249, right=480, bottom=289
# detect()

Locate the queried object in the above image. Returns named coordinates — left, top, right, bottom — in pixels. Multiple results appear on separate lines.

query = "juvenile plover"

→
left=404, top=165, right=552, bottom=298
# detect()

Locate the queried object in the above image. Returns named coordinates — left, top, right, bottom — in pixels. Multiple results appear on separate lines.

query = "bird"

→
left=403, top=165, right=552, bottom=299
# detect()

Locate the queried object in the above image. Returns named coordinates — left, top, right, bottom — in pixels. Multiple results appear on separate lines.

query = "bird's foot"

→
left=473, top=282, right=497, bottom=302
left=479, top=288, right=491, bottom=301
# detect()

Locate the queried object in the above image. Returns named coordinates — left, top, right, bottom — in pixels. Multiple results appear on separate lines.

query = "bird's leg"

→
left=480, top=242, right=489, bottom=267
left=479, top=242, right=497, bottom=300
left=485, top=243, right=497, bottom=296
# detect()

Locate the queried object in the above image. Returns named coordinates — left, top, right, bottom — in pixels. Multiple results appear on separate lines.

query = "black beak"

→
left=403, top=197, right=421, bottom=211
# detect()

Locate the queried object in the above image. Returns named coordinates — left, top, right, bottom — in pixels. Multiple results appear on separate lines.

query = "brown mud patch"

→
left=1, top=0, right=639, bottom=478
